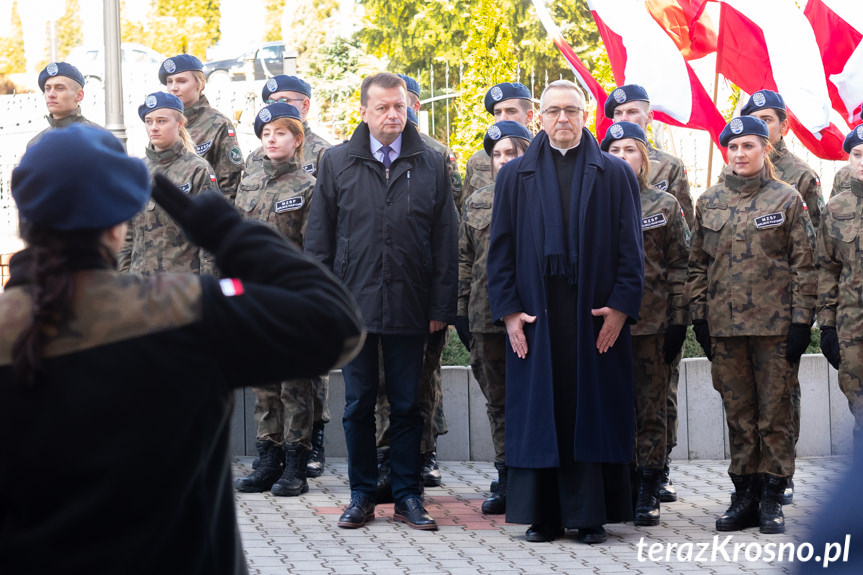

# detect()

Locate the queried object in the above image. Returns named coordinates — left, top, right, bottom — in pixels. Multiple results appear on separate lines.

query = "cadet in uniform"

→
left=459, top=82, right=534, bottom=211
left=830, top=112, right=863, bottom=199
left=244, top=75, right=331, bottom=179
left=27, top=62, right=100, bottom=149
left=686, top=116, right=817, bottom=535
left=243, top=75, right=333, bottom=477
left=817, top=126, right=863, bottom=447
left=159, top=54, right=243, bottom=199
left=232, top=103, right=322, bottom=496
left=601, top=122, right=690, bottom=527
left=123, top=92, right=219, bottom=276
left=457, top=121, right=531, bottom=515
left=605, top=83, right=694, bottom=503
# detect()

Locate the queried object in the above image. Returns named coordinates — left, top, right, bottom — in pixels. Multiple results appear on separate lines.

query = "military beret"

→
left=406, top=107, right=418, bottom=127
left=158, top=54, right=203, bottom=85
left=719, top=116, right=769, bottom=147
left=483, top=121, right=532, bottom=156
left=604, top=84, right=650, bottom=118
left=741, top=89, right=786, bottom=115
left=484, top=82, right=532, bottom=115
left=397, top=74, right=420, bottom=97
left=254, top=102, right=302, bottom=138
left=137, top=92, right=184, bottom=122
left=38, top=62, right=85, bottom=92
left=843, top=125, right=863, bottom=154
left=600, top=121, right=647, bottom=151
left=12, top=125, right=150, bottom=231
left=261, top=74, right=312, bottom=102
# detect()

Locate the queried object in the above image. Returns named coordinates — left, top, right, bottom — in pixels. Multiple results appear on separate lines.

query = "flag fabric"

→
left=644, top=0, right=717, bottom=60
left=531, top=0, right=613, bottom=140
left=587, top=0, right=726, bottom=149
left=804, top=0, right=863, bottom=126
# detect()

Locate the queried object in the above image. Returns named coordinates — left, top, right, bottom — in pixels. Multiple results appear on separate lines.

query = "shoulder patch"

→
left=302, top=162, right=315, bottom=174
left=178, top=183, right=191, bottom=194
left=642, top=212, right=668, bottom=230
left=219, top=278, right=245, bottom=297
left=228, top=146, right=243, bottom=165
left=228, top=127, right=235, bottom=138
left=196, top=140, right=213, bottom=156
left=653, top=179, right=669, bottom=191
left=753, top=212, right=785, bottom=229
left=275, top=196, right=304, bottom=212
left=209, top=173, right=217, bottom=183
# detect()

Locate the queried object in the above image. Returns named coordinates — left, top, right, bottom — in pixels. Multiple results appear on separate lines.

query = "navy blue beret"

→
left=406, top=107, right=418, bottom=127
left=137, top=92, right=184, bottom=121
left=843, top=125, right=863, bottom=154
left=604, top=84, right=650, bottom=118
left=397, top=74, right=420, bottom=97
left=158, top=54, right=203, bottom=85
left=38, top=62, right=85, bottom=92
left=484, top=82, right=532, bottom=115
left=741, top=89, right=786, bottom=116
left=719, top=116, right=769, bottom=147
left=600, top=121, right=647, bottom=151
left=254, top=103, right=302, bottom=138
left=483, top=121, right=532, bottom=156
left=261, top=75, right=312, bottom=102
left=12, top=125, right=150, bottom=231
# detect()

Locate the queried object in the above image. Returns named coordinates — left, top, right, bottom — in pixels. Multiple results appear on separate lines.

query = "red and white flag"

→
left=804, top=0, right=863, bottom=126
left=587, top=0, right=726, bottom=148
left=531, top=0, right=613, bottom=140
left=645, top=0, right=717, bottom=61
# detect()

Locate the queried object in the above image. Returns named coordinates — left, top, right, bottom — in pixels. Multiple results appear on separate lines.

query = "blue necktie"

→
left=380, top=144, right=392, bottom=169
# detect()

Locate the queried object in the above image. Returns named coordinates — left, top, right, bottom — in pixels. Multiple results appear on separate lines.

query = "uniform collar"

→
left=146, top=141, right=186, bottom=164
left=725, top=166, right=771, bottom=196
left=263, top=156, right=300, bottom=178
left=183, top=95, right=209, bottom=123
left=46, top=106, right=86, bottom=128
left=850, top=177, right=863, bottom=199
left=770, top=137, right=788, bottom=162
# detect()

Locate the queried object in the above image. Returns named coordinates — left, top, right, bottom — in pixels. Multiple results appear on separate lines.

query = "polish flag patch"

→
left=210, top=173, right=217, bottom=183
left=228, top=128, right=235, bottom=137
left=220, top=278, right=245, bottom=297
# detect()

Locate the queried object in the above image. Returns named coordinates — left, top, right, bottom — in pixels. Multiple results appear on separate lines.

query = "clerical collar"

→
left=550, top=139, right=582, bottom=156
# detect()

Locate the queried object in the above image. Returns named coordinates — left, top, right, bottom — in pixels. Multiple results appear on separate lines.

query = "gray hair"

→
left=539, top=79, right=586, bottom=112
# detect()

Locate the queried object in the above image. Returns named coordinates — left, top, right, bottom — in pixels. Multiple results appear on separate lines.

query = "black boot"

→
left=481, top=461, right=507, bottom=514
left=234, top=440, right=283, bottom=493
left=271, top=444, right=309, bottom=497
left=306, top=421, right=326, bottom=478
left=376, top=447, right=393, bottom=503
left=760, top=474, right=787, bottom=534
left=781, top=476, right=793, bottom=505
left=716, top=473, right=760, bottom=531
left=422, top=445, right=442, bottom=487
left=634, top=467, right=662, bottom=526
left=658, top=446, right=678, bottom=502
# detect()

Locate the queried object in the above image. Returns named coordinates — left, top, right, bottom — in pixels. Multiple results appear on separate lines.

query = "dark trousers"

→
left=342, top=333, right=425, bottom=503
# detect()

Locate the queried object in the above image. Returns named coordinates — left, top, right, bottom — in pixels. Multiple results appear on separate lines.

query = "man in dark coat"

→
left=487, top=79, right=643, bottom=543
left=305, top=72, right=458, bottom=531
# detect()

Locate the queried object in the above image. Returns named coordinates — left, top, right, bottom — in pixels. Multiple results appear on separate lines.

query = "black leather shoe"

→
left=577, top=526, right=607, bottom=544
left=525, top=524, right=563, bottom=542
left=422, top=451, right=442, bottom=487
left=394, top=496, right=438, bottom=530
left=337, top=494, right=375, bottom=529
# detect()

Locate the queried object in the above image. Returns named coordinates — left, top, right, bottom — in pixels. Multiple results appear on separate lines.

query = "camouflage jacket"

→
left=632, top=184, right=691, bottom=336
left=649, top=145, right=694, bottom=230
left=420, top=133, right=463, bottom=211
left=235, top=157, right=315, bottom=248
left=458, top=184, right=505, bottom=334
left=125, top=142, right=219, bottom=276
left=830, top=164, right=855, bottom=199
left=460, top=148, right=493, bottom=212
left=817, top=178, right=863, bottom=341
left=686, top=168, right=817, bottom=336
left=244, top=122, right=332, bottom=178
left=27, top=107, right=101, bottom=149
left=184, top=95, right=243, bottom=200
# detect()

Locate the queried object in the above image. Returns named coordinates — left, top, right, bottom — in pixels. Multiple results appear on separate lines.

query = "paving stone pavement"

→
left=233, top=456, right=850, bottom=575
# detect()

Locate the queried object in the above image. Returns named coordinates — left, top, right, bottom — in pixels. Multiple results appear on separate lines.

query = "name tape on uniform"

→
left=196, top=140, right=213, bottom=156
left=275, top=197, right=304, bottom=213
left=753, top=212, right=785, bottom=229
left=642, top=212, right=668, bottom=230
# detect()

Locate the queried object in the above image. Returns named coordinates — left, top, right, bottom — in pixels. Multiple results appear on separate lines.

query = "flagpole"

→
left=705, top=70, right=720, bottom=189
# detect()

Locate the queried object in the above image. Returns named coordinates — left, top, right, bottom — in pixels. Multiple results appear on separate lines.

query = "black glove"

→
left=692, top=320, right=713, bottom=361
left=454, top=316, right=471, bottom=349
left=820, top=326, right=841, bottom=370
left=786, top=323, right=812, bottom=363
left=663, top=325, right=687, bottom=364
left=151, top=173, right=242, bottom=255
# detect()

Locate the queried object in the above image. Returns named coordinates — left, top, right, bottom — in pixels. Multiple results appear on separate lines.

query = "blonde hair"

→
left=191, top=70, right=206, bottom=97
left=262, top=117, right=305, bottom=163
left=634, top=140, right=651, bottom=189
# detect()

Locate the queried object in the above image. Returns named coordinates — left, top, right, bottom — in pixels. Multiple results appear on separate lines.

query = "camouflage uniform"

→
left=244, top=122, right=332, bottom=178
left=686, top=169, right=817, bottom=477
left=459, top=149, right=493, bottom=212
left=648, top=144, right=693, bottom=451
left=632, top=184, right=690, bottom=469
left=816, top=178, right=863, bottom=438
left=124, top=142, right=218, bottom=275
left=184, top=95, right=243, bottom=200
left=830, top=165, right=855, bottom=199
left=27, top=107, right=101, bottom=149
left=458, top=184, right=507, bottom=462
left=235, top=156, right=323, bottom=449
left=420, top=133, right=463, bottom=211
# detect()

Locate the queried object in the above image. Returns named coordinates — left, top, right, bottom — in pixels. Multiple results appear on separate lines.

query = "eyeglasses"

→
left=267, top=97, right=305, bottom=105
left=541, top=107, right=583, bottom=119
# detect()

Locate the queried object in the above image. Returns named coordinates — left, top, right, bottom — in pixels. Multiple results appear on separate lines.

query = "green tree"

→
left=121, top=0, right=149, bottom=45
left=55, top=0, right=83, bottom=60
left=282, top=0, right=339, bottom=67
left=149, top=0, right=221, bottom=59
left=0, top=1, right=27, bottom=75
